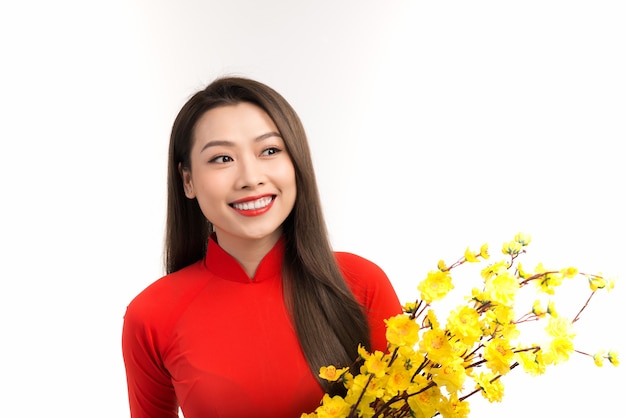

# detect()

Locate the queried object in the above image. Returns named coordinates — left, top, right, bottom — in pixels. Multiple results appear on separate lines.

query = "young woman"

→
left=121, top=76, right=402, bottom=418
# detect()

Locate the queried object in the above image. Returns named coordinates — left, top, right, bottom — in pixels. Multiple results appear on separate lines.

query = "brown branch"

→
left=459, top=362, right=520, bottom=402
left=573, top=291, right=595, bottom=323
left=347, top=373, right=375, bottom=417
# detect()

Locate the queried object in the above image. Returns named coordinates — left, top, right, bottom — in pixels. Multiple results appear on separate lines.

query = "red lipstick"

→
left=230, top=195, right=275, bottom=217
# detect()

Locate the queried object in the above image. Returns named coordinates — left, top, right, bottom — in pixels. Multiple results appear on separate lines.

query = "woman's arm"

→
left=122, top=302, right=179, bottom=418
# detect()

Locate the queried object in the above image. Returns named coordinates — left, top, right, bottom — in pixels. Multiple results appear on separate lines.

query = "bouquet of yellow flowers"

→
left=303, top=233, right=618, bottom=418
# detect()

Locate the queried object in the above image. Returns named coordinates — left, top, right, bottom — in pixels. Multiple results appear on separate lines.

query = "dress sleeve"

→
left=336, top=252, right=403, bottom=352
left=121, top=300, right=179, bottom=418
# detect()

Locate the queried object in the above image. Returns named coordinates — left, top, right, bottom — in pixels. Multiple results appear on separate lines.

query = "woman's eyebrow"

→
left=255, top=131, right=282, bottom=142
left=199, top=132, right=282, bottom=153
left=199, top=139, right=233, bottom=153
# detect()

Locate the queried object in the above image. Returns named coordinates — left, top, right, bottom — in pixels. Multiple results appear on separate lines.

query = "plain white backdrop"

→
left=1, top=1, right=624, bottom=416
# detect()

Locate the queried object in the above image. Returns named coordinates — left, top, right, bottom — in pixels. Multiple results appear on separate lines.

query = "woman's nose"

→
left=235, top=157, right=266, bottom=189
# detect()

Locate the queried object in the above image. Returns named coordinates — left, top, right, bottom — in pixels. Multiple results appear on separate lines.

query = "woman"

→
left=122, top=76, right=402, bottom=417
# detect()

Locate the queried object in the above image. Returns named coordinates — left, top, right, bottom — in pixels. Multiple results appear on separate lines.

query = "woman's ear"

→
left=178, top=163, right=196, bottom=199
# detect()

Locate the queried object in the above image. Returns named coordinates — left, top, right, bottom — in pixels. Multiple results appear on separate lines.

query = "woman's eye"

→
left=261, top=147, right=281, bottom=156
left=209, top=155, right=233, bottom=163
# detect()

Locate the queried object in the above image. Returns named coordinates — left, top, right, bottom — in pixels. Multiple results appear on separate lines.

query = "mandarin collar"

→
left=203, top=235, right=285, bottom=283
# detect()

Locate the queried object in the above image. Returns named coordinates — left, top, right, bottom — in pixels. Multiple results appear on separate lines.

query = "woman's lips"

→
left=230, top=195, right=275, bottom=216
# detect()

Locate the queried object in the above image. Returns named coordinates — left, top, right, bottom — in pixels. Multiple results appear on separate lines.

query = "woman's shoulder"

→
left=334, top=251, right=387, bottom=279
left=334, top=251, right=391, bottom=294
left=124, top=261, right=207, bottom=327
left=334, top=251, right=402, bottom=329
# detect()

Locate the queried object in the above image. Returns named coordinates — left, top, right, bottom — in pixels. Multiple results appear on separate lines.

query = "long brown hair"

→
left=165, top=76, right=370, bottom=392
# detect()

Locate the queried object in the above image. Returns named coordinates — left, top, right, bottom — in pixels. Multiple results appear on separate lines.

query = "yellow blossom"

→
left=479, top=243, right=490, bottom=259
left=340, top=370, right=354, bottom=387
left=399, top=346, right=425, bottom=372
left=543, top=317, right=576, bottom=365
left=499, top=323, right=520, bottom=341
left=545, top=316, right=575, bottom=339
left=534, top=262, right=546, bottom=275
left=484, top=270, right=520, bottom=306
left=517, top=262, right=531, bottom=280
left=560, top=266, right=578, bottom=278
left=406, top=377, right=441, bottom=418
left=516, top=348, right=546, bottom=376
left=589, top=275, right=607, bottom=291
left=483, top=304, right=516, bottom=338
left=447, top=305, right=482, bottom=346
left=319, top=365, right=350, bottom=382
left=535, top=271, right=564, bottom=295
left=481, top=260, right=508, bottom=280
left=418, top=270, right=454, bottom=303
left=474, top=372, right=505, bottom=403
left=485, top=304, right=515, bottom=326
left=606, top=277, right=616, bottom=291
left=403, top=302, right=417, bottom=314
left=432, top=356, right=467, bottom=393
left=420, top=328, right=453, bottom=364
left=437, top=259, right=448, bottom=271
left=514, top=232, right=531, bottom=246
left=423, top=309, right=440, bottom=329
left=464, top=247, right=479, bottom=263
left=471, top=287, right=488, bottom=304
left=357, top=344, right=369, bottom=360
left=343, top=387, right=372, bottom=416
left=344, top=374, right=378, bottom=410
left=438, top=392, right=471, bottom=418
left=449, top=337, right=474, bottom=362
left=356, top=373, right=386, bottom=400
left=545, top=336, right=575, bottom=365
left=502, top=240, right=523, bottom=256
left=484, top=337, right=515, bottom=375
left=314, top=394, right=350, bottom=418
left=593, top=351, right=605, bottom=367
left=306, top=234, right=616, bottom=418
left=385, top=361, right=412, bottom=396
left=386, top=314, right=420, bottom=347
left=531, top=299, right=546, bottom=317
left=360, top=349, right=388, bottom=378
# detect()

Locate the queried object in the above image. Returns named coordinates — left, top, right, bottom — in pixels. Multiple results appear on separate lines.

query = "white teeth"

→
left=232, top=196, right=273, bottom=210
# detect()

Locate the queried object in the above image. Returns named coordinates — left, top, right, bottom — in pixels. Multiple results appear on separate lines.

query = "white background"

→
left=1, top=1, right=624, bottom=417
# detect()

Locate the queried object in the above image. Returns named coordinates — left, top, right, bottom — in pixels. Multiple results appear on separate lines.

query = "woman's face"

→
left=182, top=102, right=297, bottom=249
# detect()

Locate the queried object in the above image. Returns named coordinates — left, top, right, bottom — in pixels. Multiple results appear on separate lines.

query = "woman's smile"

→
left=230, top=195, right=276, bottom=215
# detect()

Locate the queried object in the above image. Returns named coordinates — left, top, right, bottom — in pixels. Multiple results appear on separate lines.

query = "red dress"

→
left=122, top=236, right=402, bottom=418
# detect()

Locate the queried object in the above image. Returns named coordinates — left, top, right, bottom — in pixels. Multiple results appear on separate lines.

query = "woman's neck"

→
left=213, top=229, right=283, bottom=278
